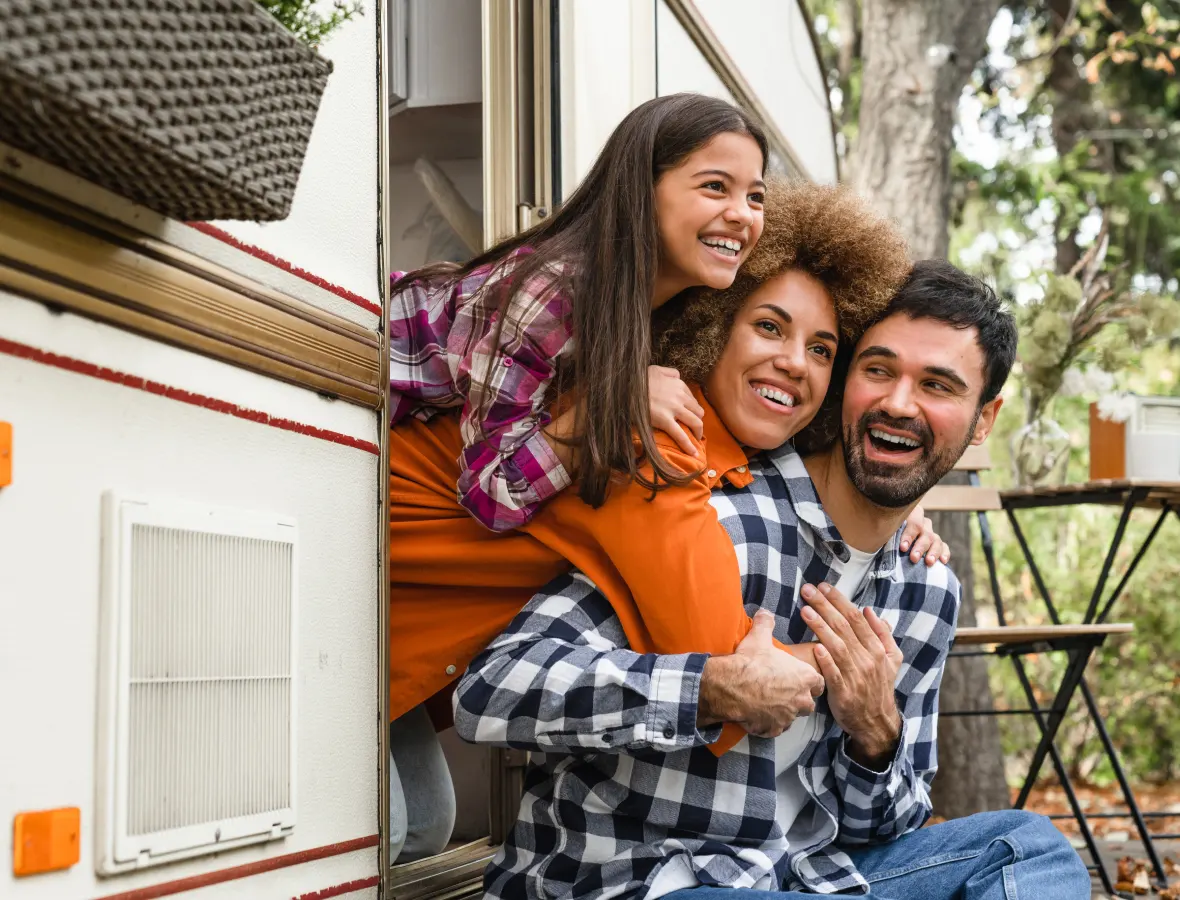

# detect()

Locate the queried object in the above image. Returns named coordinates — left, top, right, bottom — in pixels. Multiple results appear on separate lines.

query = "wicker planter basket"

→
left=0, top=0, right=333, bottom=221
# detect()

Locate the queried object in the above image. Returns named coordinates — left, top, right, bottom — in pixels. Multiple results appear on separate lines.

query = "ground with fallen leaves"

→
left=1027, top=784, right=1180, bottom=898
left=1025, top=783, right=1180, bottom=841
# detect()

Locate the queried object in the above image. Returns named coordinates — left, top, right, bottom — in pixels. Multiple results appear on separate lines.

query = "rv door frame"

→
left=379, top=1, right=561, bottom=894
left=377, top=0, right=392, bottom=885
left=377, top=1, right=836, bottom=894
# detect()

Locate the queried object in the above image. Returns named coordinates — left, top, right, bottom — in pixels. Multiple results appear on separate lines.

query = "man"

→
left=454, top=260, right=1090, bottom=899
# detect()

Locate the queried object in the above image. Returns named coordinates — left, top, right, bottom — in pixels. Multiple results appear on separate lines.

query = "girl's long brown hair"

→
left=393, top=93, right=768, bottom=507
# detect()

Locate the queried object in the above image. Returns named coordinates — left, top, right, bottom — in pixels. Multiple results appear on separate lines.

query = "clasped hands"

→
left=699, top=583, right=903, bottom=768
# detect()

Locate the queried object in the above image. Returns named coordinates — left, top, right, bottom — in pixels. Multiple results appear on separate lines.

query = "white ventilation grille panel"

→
left=97, top=495, right=297, bottom=873
left=1139, top=400, right=1180, bottom=434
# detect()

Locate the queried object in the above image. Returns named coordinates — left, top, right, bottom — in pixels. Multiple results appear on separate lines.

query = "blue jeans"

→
left=663, top=810, right=1090, bottom=899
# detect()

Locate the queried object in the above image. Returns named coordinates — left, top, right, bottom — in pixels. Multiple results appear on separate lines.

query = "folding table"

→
left=999, top=481, right=1180, bottom=892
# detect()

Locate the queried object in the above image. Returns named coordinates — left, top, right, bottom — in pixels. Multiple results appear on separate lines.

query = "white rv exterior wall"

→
left=692, top=0, right=838, bottom=184
left=0, top=10, right=383, bottom=898
left=0, top=293, right=380, bottom=898
left=654, top=3, right=739, bottom=104
left=560, top=0, right=837, bottom=197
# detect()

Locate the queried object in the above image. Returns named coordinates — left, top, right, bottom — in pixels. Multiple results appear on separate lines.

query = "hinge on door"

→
left=518, top=204, right=534, bottom=232
left=518, top=204, right=551, bottom=232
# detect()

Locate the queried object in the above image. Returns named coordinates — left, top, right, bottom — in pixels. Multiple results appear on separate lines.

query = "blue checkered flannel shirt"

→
left=454, top=444, right=961, bottom=899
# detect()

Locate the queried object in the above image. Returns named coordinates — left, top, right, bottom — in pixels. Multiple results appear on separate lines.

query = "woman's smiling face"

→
left=704, top=269, right=839, bottom=450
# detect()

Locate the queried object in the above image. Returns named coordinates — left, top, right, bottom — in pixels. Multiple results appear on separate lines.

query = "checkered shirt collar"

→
left=763, top=442, right=905, bottom=581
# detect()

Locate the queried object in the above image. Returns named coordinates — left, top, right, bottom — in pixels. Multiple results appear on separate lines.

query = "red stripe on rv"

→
left=0, top=336, right=380, bottom=456
left=186, top=222, right=383, bottom=317
left=90, top=835, right=379, bottom=900
left=0, top=337, right=377, bottom=452
left=293, top=875, right=381, bottom=899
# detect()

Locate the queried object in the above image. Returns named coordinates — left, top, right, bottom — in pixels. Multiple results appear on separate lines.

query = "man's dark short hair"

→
left=793, top=259, right=1017, bottom=455
left=888, top=259, right=1016, bottom=404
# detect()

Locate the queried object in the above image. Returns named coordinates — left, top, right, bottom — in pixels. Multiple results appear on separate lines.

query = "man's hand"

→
left=699, top=611, right=825, bottom=738
left=801, top=583, right=904, bottom=768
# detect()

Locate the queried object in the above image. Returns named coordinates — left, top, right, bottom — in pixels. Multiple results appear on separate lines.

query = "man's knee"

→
left=976, top=809, right=1088, bottom=880
left=990, top=809, right=1066, bottom=845
left=959, top=808, right=1056, bottom=841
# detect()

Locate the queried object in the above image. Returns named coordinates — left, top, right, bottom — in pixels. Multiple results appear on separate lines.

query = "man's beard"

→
left=842, top=410, right=978, bottom=509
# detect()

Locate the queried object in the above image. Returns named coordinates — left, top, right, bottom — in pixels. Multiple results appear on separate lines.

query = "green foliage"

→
left=962, top=1, right=1180, bottom=282
left=256, top=0, right=362, bottom=48
left=952, top=1, right=1180, bottom=785
left=1083, top=0, right=1180, bottom=83
left=1015, top=260, right=1179, bottom=421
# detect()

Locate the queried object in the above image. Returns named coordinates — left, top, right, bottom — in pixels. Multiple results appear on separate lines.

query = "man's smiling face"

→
left=841, top=313, right=1003, bottom=508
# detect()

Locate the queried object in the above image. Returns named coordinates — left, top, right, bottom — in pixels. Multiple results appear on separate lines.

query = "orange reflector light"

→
left=0, top=421, right=10, bottom=487
left=13, top=807, right=80, bottom=876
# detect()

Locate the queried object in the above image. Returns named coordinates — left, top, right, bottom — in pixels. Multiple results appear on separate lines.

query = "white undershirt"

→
left=833, top=545, right=878, bottom=603
left=772, top=546, right=877, bottom=849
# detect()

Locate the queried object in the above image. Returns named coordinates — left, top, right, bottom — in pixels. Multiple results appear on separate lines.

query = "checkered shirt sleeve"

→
left=453, top=571, right=719, bottom=754
left=389, top=253, right=575, bottom=532
left=829, top=562, right=960, bottom=847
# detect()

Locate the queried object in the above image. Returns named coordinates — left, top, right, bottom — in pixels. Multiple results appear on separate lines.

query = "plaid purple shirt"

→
left=389, top=251, right=574, bottom=531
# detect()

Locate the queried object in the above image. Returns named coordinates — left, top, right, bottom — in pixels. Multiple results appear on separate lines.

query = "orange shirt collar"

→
left=693, top=385, right=754, bottom=489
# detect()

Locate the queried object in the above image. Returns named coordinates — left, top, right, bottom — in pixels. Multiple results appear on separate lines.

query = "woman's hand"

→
left=648, top=366, right=705, bottom=456
left=899, top=504, right=950, bottom=567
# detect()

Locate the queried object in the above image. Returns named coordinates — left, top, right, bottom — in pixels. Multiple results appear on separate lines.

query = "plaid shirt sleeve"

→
left=453, top=572, right=721, bottom=754
left=455, top=265, right=574, bottom=532
left=832, top=567, right=962, bottom=846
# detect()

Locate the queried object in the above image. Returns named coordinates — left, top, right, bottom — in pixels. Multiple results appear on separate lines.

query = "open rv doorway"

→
left=376, top=0, right=837, bottom=895
left=379, top=1, right=560, bottom=896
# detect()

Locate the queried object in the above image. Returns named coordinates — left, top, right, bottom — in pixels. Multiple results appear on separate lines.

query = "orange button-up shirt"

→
left=389, top=388, right=794, bottom=755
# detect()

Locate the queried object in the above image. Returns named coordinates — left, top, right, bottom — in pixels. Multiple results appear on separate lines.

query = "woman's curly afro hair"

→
left=651, top=178, right=911, bottom=385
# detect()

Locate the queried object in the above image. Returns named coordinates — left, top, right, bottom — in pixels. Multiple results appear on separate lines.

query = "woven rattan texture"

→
left=0, top=0, right=333, bottom=220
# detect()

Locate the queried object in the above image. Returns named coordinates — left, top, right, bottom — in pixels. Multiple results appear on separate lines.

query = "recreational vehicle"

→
left=0, top=2, right=836, bottom=897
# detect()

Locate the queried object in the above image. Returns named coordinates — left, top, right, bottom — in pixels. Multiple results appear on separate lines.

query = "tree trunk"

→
left=852, top=0, right=1011, bottom=818
left=1047, top=0, right=1090, bottom=276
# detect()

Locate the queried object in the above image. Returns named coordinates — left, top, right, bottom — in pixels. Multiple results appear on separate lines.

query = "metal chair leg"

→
left=1077, top=677, right=1169, bottom=888
left=1005, top=649, right=1115, bottom=895
left=1014, top=647, right=1092, bottom=804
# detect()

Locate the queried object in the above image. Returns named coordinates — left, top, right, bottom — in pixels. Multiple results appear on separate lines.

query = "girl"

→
left=388, top=92, right=771, bottom=534
left=387, top=92, right=771, bottom=863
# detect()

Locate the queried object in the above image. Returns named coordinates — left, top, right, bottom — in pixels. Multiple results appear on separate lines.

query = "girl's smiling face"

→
left=705, top=269, right=839, bottom=450
left=652, top=131, right=766, bottom=307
